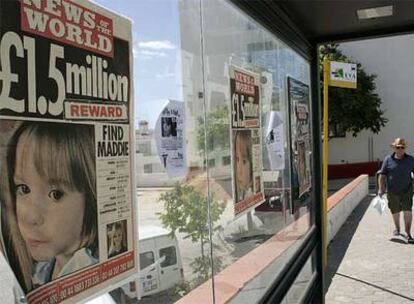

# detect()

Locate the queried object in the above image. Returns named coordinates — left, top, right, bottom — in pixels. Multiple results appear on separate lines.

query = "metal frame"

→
left=258, top=226, right=319, bottom=303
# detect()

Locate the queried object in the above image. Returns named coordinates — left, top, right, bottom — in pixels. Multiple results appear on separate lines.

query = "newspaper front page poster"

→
left=287, top=76, right=311, bottom=198
left=229, top=65, right=264, bottom=216
left=0, top=1, right=137, bottom=303
left=154, top=100, right=187, bottom=178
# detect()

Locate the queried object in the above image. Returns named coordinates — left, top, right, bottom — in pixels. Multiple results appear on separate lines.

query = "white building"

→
left=329, top=34, right=414, bottom=176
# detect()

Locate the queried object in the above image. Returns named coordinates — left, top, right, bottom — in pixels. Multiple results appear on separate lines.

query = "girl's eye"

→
left=49, top=189, right=64, bottom=201
left=16, top=184, right=30, bottom=196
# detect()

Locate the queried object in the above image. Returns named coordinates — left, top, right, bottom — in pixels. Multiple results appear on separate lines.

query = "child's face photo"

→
left=112, top=229, right=123, bottom=250
left=14, top=133, right=86, bottom=263
left=162, top=118, right=172, bottom=137
left=235, top=132, right=252, bottom=192
left=255, top=176, right=261, bottom=193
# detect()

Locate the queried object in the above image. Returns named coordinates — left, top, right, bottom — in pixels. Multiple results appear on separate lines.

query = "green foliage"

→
left=197, top=105, right=230, bottom=155
left=158, top=183, right=227, bottom=297
left=190, top=255, right=223, bottom=286
left=174, top=255, right=224, bottom=297
left=174, top=280, right=192, bottom=298
left=158, top=183, right=226, bottom=244
left=320, top=44, right=388, bottom=137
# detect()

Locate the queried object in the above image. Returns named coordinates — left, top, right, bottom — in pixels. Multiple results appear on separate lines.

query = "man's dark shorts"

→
left=387, top=190, right=413, bottom=213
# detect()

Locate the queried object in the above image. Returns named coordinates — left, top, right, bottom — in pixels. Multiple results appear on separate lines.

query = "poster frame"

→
left=229, top=64, right=265, bottom=217
left=286, top=75, right=312, bottom=214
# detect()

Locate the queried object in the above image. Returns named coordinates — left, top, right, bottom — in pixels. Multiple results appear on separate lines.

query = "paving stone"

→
left=325, top=194, right=414, bottom=303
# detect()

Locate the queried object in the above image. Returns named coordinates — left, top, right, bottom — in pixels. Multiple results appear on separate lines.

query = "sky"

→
left=94, top=0, right=183, bottom=129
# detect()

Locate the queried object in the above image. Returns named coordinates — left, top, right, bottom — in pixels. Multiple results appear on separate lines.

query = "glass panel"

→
left=94, top=0, right=212, bottom=303
left=200, top=0, right=313, bottom=301
left=89, top=0, right=315, bottom=303
left=282, top=249, right=316, bottom=303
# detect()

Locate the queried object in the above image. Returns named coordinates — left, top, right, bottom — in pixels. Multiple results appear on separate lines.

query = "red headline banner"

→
left=244, top=119, right=259, bottom=128
left=27, top=251, right=135, bottom=304
left=235, top=192, right=264, bottom=215
left=65, top=101, right=128, bottom=121
left=234, top=71, right=255, bottom=95
left=21, top=0, right=114, bottom=57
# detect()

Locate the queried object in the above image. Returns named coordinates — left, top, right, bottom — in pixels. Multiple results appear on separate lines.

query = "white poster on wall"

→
left=265, top=111, right=285, bottom=171
left=155, top=100, right=187, bottom=177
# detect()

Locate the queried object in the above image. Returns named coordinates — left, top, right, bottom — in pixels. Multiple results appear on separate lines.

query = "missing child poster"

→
left=154, top=100, right=187, bottom=178
left=230, top=65, right=264, bottom=216
left=287, top=77, right=312, bottom=199
left=0, top=1, right=137, bottom=303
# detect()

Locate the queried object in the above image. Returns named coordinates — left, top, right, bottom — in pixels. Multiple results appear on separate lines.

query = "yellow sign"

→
left=329, top=61, right=357, bottom=89
left=321, top=58, right=357, bottom=269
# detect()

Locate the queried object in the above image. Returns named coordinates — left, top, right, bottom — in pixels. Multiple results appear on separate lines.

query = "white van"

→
left=122, top=225, right=184, bottom=299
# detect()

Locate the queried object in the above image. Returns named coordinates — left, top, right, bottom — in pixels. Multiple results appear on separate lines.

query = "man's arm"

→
left=378, top=174, right=386, bottom=197
left=377, top=156, right=389, bottom=197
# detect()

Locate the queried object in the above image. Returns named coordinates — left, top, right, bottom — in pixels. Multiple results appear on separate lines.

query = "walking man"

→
left=378, top=138, right=414, bottom=243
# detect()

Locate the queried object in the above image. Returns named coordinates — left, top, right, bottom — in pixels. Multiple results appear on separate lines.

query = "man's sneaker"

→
left=407, top=236, right=414, bottom=244
left=393, top=230, right=400, bottom=237
left=391, top=230, right=408, bottom=243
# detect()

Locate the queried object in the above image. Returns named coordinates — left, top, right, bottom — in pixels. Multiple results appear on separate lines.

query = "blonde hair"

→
left=234, top=130, right=253, bottom=200
left=1, top=121, right=97, bottom=292
left=108, top=222, right=125, bottom=253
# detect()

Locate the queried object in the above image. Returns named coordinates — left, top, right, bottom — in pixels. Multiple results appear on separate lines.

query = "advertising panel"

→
left=229, top=65, right=264, bottom=216
left=287, top=77, right=311, bottom=199
left=0, top=1, right=137, bottom=303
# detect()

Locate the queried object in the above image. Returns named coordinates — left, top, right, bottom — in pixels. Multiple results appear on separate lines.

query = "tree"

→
left=158, top=183, right=226, bottom=287
left=320, top=44, right=388, bottom=137
left=197, top=105, right=230, bottom=156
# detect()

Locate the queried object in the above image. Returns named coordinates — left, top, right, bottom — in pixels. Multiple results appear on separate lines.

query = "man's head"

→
left=391, top=137, right=407, bottom=158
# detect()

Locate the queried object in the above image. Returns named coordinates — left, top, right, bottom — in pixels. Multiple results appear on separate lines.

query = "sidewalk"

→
left=325, top=192, right=414, bottom=303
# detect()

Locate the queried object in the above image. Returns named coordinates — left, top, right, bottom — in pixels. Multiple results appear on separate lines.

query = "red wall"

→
left=328, top=161, right=381, bottom=179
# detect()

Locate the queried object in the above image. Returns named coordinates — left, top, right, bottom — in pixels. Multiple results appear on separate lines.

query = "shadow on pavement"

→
left=334, top=273, right=414, bottom=302
left=324, top=195, right=372, bottom=293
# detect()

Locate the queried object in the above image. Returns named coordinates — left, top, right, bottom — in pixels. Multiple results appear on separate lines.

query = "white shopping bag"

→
left=372, top=195, right=387, bottom=215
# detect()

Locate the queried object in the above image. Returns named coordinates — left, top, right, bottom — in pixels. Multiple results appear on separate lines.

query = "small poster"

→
left=265, top=111, right=285, bottom=171
left=155, top=100, right=187, bottom=177
left=230, top=65, right=264, bottom=215
left=287, top=77, right=312, bottom=199
left=0, top=1, right=137, bottom=303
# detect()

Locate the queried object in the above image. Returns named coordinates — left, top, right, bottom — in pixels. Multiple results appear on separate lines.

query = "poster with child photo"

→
left=0, top=1, right=137, bottom=303
left=230, top=65, right=264, bottom=216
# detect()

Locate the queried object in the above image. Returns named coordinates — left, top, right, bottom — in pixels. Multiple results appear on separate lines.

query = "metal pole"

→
left=322, top=57, right=329, bottom=268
